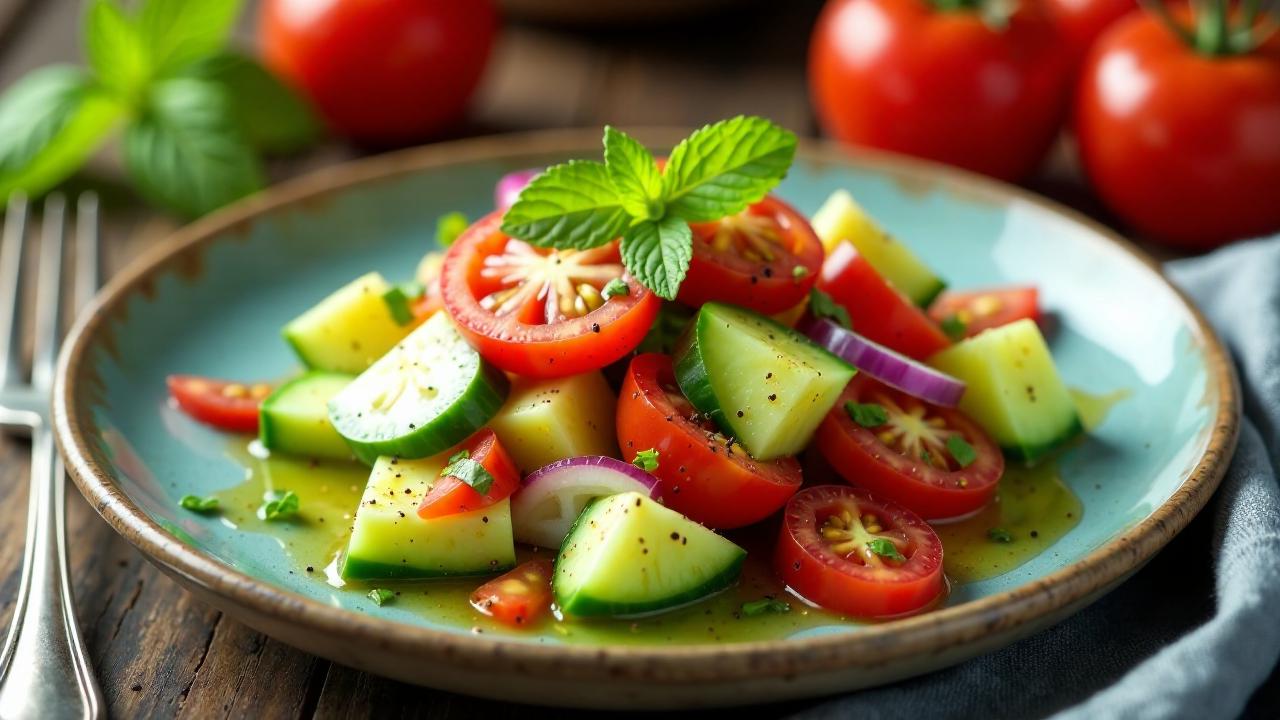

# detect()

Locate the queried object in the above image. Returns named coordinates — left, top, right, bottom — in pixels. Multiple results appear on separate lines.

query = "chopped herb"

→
left=809, top=288, right=851, bottom=329
left=844, top=401, right=888, bottom=428
left=741, top=598, right=791, bottom=617
left=947, top=435, right=978, bottom=468
left=368, top=588, right=395, bottom=606
left=381, top=281, right=426, bottom=325
left=866, top=538, right=905, bottom=562
left=792, top=266, right=809, bottom=280
left=939, top=314, right=967, bottom=341
left=179, top=495, right=219, bottom=514
left=445, top=450, right=470, bottom=466
left=435, top=211, right=469, bottom=247
left=601, top=277, right=630, bottom=299
left=441, top=455, right=495, bottom=495
left=988, top=528, right=1014, bottom=543
left=633, top=448, right=660, bottom=472
left=261, top=490, right=299, bottom=521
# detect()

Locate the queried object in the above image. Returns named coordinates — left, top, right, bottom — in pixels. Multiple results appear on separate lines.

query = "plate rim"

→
left=52, top=128, right=1241, bottom=683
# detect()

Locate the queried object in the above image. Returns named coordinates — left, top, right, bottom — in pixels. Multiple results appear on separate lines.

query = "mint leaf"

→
left=435, top=211, right=469, bottom=247
left=124, top=78, right=263, bottom=217
left=741, top=598, right=791, bottom=617
left=501, top=160, right=630, bottom=249
left=182, top=52, right=319, bottom=154
left=867, top=538, right=905, bottom=562
left=368, top=588, right=395, bottom=606
left=442, top=458, right=495, bottom=496
left=0, top=67, right=124, bottom=202
left=85, top=0, right=149, bottom=97
left=662, top=116, right=797, bottom=222
left=601, top=277, right=630, bottom=299
left=809, top=288, right=851, bottom=330
left=261, top=490, right=299, bottom=521
left=988, top=527, right=1014, bottom=544
left=603, top=126, right=662, bottom=219
left=179, top=494, right=219, bottom=513
left=632, top=448, right=659, bottom=472
left=845, top=401, right=888, bottom=428
left=620, top=215, right=693, bottom=300
left=947, top=435, right=978, bottom=468
left=138, top=0, right=243, bottom=78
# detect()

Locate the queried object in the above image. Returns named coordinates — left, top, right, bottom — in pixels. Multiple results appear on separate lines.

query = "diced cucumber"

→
left=486, top=371, right=618, bottom=473
left=328, top=313, right=508, bottom=465
left=674, top=302, right=855, bottom=460
left=342, top=452, right=516, bottom=580
left=811, top=190, right=946, bottom=307
left=259, top=371, right=354, bottom=460
left=553, top=492, right=745, bottom=617
left=929, top=318, right=1082, bottom=462
left=283, top=272, right=412, bottom=374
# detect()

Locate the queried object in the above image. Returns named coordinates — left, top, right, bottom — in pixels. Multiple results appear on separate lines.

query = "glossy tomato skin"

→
left=815, top=376, right=1003, bottom=520
left=1046, top=0, right=1136, bottom=65
left=928, top=286, right=1040, bottom=338
left=259, top=0, right=497, bottom=144
left=1075, top=14, right=1280, bottom=248
left=418, top=429, right=521, bottom=519
left=776, top=485, right=944, bottom=618
left=817, top=242, right=950, bottom=360
left=470, top=559, right=554, bottom=628
left=680, top=196, right=823, bottom=314
left=167, top=375, right=271, bottom=433
left=809, top=0, right=1072, bottom=181
left=617, top=354, right=803, bottom=529
left=441, top=212, right=661, bottom=378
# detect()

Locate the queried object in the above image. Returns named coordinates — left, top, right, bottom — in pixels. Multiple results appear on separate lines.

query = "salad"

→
left=167, top=117, right=1083, bottom=629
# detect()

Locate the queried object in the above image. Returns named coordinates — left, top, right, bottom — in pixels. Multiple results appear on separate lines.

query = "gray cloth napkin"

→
left=792, top=237, right=1280, bottom=720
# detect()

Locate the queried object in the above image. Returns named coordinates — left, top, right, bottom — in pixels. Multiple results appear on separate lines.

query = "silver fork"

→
left=0, top=193, right=104, bottom=720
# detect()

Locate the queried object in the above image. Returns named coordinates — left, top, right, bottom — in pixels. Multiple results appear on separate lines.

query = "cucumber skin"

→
left=259, top=372, right=353, bottom=461
left=912, top=279, right=948, bottom=309
left=330, top=362, right=509, bottom=466
left=340, top=555, right=515, bottom=581
left=1004, top=415, right=1084, bottom=464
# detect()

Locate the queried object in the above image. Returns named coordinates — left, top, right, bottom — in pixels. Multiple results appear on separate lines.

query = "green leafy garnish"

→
left=179, top=494, right=219, bottom=514
left=792, top=266, right=809, bottom=280
left=601, top=277, right=630, bottom=299
left=939, top=314, right=967, bottom=341
left=501, top=117, right=797, bottom=300
left=845, top=401, right=888, bottom=428
left=947, top=435, right=978, bottom=468
left=632, top=448, right=660, bottom=472
left=435, top=211, right=469, bottom=248
left=368, top=588, right=395, bottom=606
left=809, top=288, right=851, bottom=330
left=741, top=598, right=791, bottom=617
left=988, top=528, right=1014, bottom=544
left=261, top=490, right=299, bottom=522
left=381, top=281, right=426, bottom=326
left=866, top=538, right=905, bottom=562
left=441, top=453, right=495, bottom=495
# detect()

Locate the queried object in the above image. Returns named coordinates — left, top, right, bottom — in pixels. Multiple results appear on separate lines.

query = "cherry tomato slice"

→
left=928, top=286, right=1040, bottom=339
left=680, top=196, right=823, bottom=314
left=617, top=354, right=802, bottom=529
left=166, top=375, right=272, bottom=433
left=815, top=375, right=1003, bottom=520
left=441, top=212, right=661, bottom=378
left=816, top=242, right=950, bottom=360
left=469, top=559, right=554, bottom=628
left=776, top=485, right=945, bottom=618
left=418, top=429, right=521, bottom=519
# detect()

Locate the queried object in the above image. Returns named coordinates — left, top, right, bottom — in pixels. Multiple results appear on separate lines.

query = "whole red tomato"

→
left=259, top=0, right=497, bottom=144
left=1046, top=0, right=1137, bottom=64
left=1075, top=13, right=1280, bottom=248
left=809, top=0, right=1073, bottom=181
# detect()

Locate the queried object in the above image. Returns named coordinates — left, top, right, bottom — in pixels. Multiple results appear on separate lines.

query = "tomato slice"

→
left=418, top=429, right=521, bottom=519
left=469, top=559, right=554, bottom=628
left=680, top=196, right=823, bottom=314
left=616, top=354, right=802, bottom=529
left=928, top=286, right=1040, bottom=339
left=441, top=212, right=661, bottom=378
left=166, top=375, right=272, bottom=433
left=816, top=242, right=950, bottom=360
left=815, top=375, right=1003, bottom=520
left=776, top=486, right=945, bottom=618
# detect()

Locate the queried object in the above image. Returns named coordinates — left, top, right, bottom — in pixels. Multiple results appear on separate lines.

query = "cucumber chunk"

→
left=929, top=318, right=1082, bottom=462
left=328, top=313, right=508, bottom=465
left=553, top=492, right=745, bottom=617
left=259, top=371, right=354, bottom=460
left=342, top=452, right=516, bottom=580
left=283, top=272, right=412, bottom=374
left=674, top=302, right=855, bottom=460
left=811, top=190, right=946, bottom=307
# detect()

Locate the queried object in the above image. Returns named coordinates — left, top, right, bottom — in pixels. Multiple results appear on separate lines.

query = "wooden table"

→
left=0, top=1, right=1270, bottom=717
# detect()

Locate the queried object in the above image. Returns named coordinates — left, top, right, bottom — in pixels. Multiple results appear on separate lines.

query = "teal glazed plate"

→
left=53, top=130, right=1239, bottom=709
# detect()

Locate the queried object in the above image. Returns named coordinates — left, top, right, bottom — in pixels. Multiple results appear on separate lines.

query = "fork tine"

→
left=75, top=193, right=100, bottom=311
left=0, top=193, right=27, bottom=390
left=30, top=194, right=65, bottom=393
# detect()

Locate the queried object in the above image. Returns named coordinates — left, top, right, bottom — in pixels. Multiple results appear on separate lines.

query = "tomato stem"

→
left=1193, top=0, right=1232, bottom=54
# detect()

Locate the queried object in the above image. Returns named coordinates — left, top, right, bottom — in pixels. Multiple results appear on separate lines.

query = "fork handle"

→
left=0, top=426, right=103, bottom=720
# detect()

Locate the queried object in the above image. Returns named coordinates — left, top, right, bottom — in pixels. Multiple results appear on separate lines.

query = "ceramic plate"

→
left=54, top=130, right=1239, bottom=709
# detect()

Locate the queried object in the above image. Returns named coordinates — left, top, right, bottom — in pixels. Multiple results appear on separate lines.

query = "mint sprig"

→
left=501, top=117, right=797, bottom=300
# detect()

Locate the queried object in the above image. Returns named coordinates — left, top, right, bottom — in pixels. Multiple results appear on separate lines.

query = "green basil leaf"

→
left=85, top=0, right=149, bottom=97
left=620, top=215, right=692, bottom=301
left=866, top=538, right=905, bottom=562
left=124, top=78, right=263, bottom=217
left=947, top=435, right=978, bottom=468
left=182, top=52, right=320, bottom=154
left=632, top=448, right=659, bottom=472
left=500, top=160, right=630, bottom=249
left=0, top=67, right=124, bottom=202
left=662, top=115, right=797, bottom=222
left=602, top=125, right=662, bottom=219
left=601, top=277, right=630, bottom=299
left=844, top=401, right=888, bottom=428
left=443, top=458, right=495, bottom=496
left=138, top=0, right=244, bottom=77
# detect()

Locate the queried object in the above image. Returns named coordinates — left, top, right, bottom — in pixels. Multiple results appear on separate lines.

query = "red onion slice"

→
left=511, top=455, right=659, bottom=549
left=494, top=168, right=542, bottom=211
left=805, top=318, right=966, bottom=407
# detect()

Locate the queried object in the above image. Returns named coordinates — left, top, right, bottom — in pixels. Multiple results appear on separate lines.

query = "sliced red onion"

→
left=494, top=168, right=542, bottom=211
left=805, top=318, right=966, bottom=407
left=511, top=456, right=659, bottom=549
